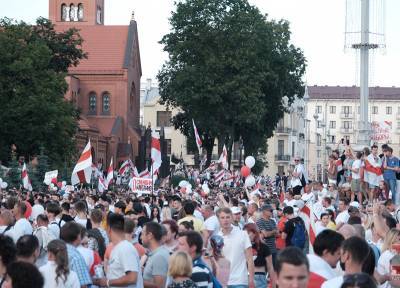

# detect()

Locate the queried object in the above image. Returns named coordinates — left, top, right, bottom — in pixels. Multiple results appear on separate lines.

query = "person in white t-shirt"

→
left=322, top=236, right=370, bottom=288
left=94, top=213, right=143, bottom=288
left=201, top=205, right=220, bottom=241
left=216, top=207, right=255, bottom=288
left=335, top=198, right=350, bottom=230
left=46, top=202, right=65, bottom=239
left=39, top=239, right=80, bottom=288
left=350, top=151, right=363, bottom=203
left=11, top=201, right=33, bottom=243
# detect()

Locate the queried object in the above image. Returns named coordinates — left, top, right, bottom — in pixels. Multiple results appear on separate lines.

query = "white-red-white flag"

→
left=218, top=145, right=228, bottom=169
left=118, top=160, right=130, bottom=175
left=105, top=158, right=113, bottom=187
left=21, top=163, right=32, bottom=191
left=132, top=166, right=139, bottom=178
left=139, top=168, right=150, bottom=179
left=215, top=169, right=225, bottom=183
left=98, top=174, right=107, bottom=193
left=71, top=140, right=92, bottom=185
left=192, top=119, right=202, bottom=154
left=151, top=130, right=162, bottom=174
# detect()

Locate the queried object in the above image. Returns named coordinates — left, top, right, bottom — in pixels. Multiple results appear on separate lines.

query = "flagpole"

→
left=151, top=164, right=154, bottom=205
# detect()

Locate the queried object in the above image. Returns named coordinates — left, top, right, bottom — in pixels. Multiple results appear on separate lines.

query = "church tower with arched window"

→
left=49, top=0, right=142, bottom=168
left=49, top=0, right=104, bottom=26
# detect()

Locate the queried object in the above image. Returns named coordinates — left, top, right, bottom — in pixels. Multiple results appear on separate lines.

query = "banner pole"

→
left=151, top=164, right=154, bottom=205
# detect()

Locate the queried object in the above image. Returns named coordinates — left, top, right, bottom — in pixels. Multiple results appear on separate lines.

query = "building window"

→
left=329, top=121, right=336, bottom=129
left=96, top=5, right=102, bottom=24
left=317, top=121, right=323, bottom=128
left=316, top=105, right=322, bottom=114
left=292, top=141, right=295, bottom=157
left=331, top=135, right=336, bottom=143
left=89, top=92, right=97, bottom=114
left=317, top=134, right=321, bottom=146
left=386, top=106, right=392, bottom=115
left=165, top=139, right=172, bottom=155
left=156, top=111, right=172, bottom=127
left=329, top=106, right=336, bottom=114
left=77, top=4, right=84, bottom=21
left=102, top=92, right=110, bottom=113
left=61, top=3, right=68, bottom=21
left=278, top=140, right=284, bottom=155
left=372, top=106, right=378, bottom=114
left=69, top=4, right=77, bottom=21
left=317, top=150, right=321, bottom=158
left=343, top=121, right=352, bottom=129
left=342, top=106, right=352, bottom=115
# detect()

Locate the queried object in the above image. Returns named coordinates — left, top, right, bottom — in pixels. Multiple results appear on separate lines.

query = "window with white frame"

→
left=372, top=106, right=378, bottom=114
left=329, top=106, right=336, bottom=114
left=329, top=121, right=336, bottom=129
left=386, top=106, right=392, bottom=115
left=316, top=105, right=322, bottom=114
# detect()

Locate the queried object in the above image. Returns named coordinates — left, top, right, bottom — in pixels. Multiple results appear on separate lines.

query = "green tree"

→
left=158, top=0, right=306, bottom=170
left=0, top=18, right=86, bottom=167
left=4, top=152, right=21, bottom=189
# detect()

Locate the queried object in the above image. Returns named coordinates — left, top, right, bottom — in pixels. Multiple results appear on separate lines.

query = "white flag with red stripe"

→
left=21, top=163, right=32, bottom=191
left=71, top=140, right=92, bottom=185
left=118, top=160, right=130, bottom=175
left=105, top=158, right=114, bottom=187
left=192, top=119, right=202, bottom=154
left=299, top=203, right=317, bottom=253
left=151, top=130, right=162, bottom=174
left=215, top=169, right=225, bottom=183
left=98, top=174, right=107, bottom=193
left=132, top=166, right=139, bottom=178
left=139, top=168, right=150, bottom=179
left=218, top=145, right=228, bottom=169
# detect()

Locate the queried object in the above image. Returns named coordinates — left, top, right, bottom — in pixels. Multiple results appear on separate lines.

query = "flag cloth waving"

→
left=151, top=130, right=162, bottom=174
left=21, top=163, right=32, bottom=191
left=192, top=119, right=202, bottom=154
left=218, top=145, right=228, bottom=169
left=71, top=140, right=92, bottom=185
left=105, top=158, right=114, bottom=187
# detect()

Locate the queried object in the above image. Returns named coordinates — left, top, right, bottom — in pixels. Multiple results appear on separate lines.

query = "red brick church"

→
left=49, top=0, right=142, bottom=168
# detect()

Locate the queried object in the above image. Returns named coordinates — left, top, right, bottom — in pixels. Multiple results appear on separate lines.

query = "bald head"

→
left=338, top=224, right=357, bottom=239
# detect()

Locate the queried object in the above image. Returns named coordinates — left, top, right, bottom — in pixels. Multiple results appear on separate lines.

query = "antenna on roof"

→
left=131, top=11, right=135, bottom=21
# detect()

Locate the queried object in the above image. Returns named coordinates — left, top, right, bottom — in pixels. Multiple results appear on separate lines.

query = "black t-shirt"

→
left=252, top=242, right=271, bottom=267
left=61, top=214, right=74, bottom=223
left=283, top=217, right=305, bottom=247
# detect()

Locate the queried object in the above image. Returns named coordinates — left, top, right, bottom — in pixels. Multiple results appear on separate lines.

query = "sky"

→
left=1, top=0, right=399, bottom=87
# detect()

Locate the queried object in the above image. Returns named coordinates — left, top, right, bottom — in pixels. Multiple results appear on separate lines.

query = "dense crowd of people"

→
left=0, top=143, right=399, bottom=288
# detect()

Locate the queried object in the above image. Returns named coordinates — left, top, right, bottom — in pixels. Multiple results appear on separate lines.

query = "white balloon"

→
left=201, top=183, right=208, bottom=190
left=245, top=156, right=256, bottom=168
left=1, top=182, right=8, bottom=189
left=245, top=175, right=256, bottom=187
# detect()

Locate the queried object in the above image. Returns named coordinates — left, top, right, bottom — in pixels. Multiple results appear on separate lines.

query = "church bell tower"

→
left=49, top=0, right=105, bottom=26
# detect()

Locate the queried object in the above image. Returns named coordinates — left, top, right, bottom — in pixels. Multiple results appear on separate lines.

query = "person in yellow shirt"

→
left=177, top=201, right=206, bottom=233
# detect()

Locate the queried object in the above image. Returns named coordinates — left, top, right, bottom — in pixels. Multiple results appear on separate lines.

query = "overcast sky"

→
left=1, top=0, right=399, bottom=87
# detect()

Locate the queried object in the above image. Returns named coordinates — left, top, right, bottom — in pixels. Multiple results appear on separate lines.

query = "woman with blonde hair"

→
left=39, top=239, right=80, bottom=288
left=167, top=251, right=198, bottom=288
left=376, top=228, right=400, bottom=287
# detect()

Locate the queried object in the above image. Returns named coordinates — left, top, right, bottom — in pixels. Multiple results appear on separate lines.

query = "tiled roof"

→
left=55, top=25, right=130, bottom=71
left=307, top=86, right=400, bottom=100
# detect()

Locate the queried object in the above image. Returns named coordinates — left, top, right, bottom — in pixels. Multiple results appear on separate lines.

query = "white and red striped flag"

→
left=21, top=163, right=32, bottom=191
left=71, top=140, right=92, bottom=185
left=98, top=174, right=107, bottom=193
left=218, top=145, right=228, bottom=169
left=118, top=160, right=130, bottom=175
left=214, top=169, right=225, bottom=183
left=105, top=158, right=113, bottom=187
left=139, top=168, right=150, bottom=179
left=192, top=119, right=202, bottom=154
left=299, top=203, right=317, bottom=253
left=151, top=130, right=162, bottom=174
left=131, top=166, right=140, bottom=178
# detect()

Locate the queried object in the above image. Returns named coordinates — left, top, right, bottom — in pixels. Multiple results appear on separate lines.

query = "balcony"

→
left=340, top=127, right=354, bottom=134
left=340, top=113, right=354, bottom=119
left=275, top=127, right=291, bottom=135
left=275, top=154, right=291, bottom=162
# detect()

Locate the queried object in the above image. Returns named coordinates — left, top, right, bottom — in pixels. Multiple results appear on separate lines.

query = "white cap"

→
left=231, top=206, right=242, bottom=214
left=349, top=201, right=360, bottom=209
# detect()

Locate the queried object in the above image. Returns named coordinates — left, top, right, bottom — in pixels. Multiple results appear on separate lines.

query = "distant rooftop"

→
left=307, top=86, right=400, bottom=100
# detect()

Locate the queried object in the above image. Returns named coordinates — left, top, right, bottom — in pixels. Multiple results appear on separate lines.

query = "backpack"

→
left=34, top=227, right=56, bottom=252
left=195, top=258, right=222, bottom=288
left=88, top=228, right=106, bottom=260
left=290, top=219, right=306, bottom=249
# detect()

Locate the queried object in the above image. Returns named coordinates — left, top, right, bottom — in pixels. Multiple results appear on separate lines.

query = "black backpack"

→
left=88, top=228, right=106, bottom=260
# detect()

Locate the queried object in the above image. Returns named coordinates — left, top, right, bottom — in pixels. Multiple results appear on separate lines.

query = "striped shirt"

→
left=192, top=257, right=213, bottom=288
left=256, top=218, right=277, bottom=253
left=67, top=244, right=92, bottom=286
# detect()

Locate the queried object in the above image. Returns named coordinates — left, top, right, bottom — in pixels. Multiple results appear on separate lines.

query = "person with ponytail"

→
left=39, top=239, right=80, bottom=288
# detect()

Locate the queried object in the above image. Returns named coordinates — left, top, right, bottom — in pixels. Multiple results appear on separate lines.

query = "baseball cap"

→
left=231, top=206, right=242, bottom=214
left=349, top=201, right=360, bottom=209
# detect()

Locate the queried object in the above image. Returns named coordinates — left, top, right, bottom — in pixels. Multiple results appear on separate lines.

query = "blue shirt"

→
left=67, top=243, right=92, bottom=286
left=383, top=156, right=399, bottom=180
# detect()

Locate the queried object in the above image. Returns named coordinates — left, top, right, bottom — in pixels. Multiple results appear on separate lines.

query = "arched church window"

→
left=70, top=4, right=77, bottom=21
left=61, top=4, right=68, bottom=21
left=89, top=92, right=97, bottom=114
left=102, top=92, right=110, bottom=113
left=96, top=6, right=102, bottom=24
left=78, top=4, right=84, bottom=21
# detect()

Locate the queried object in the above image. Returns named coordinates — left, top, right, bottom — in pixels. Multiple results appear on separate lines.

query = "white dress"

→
left=39, top=260, right=80, bottom=288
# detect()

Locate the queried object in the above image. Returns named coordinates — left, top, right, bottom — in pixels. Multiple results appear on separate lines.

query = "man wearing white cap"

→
left=231, top=207, right=243, bottom=229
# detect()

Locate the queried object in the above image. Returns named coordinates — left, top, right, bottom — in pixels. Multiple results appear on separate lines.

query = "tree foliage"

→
left=0, top=17, right=86, bottom=167
left=158, top=0, right=306, bottom=169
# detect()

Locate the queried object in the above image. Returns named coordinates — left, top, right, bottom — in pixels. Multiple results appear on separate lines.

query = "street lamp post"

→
left=313, top=113, right=319, bottom=181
